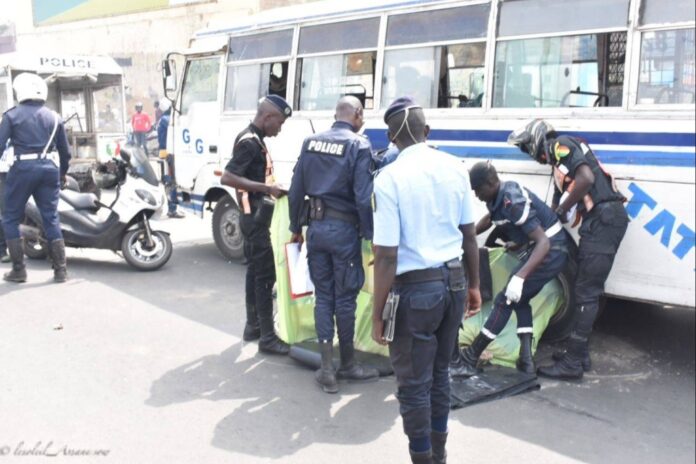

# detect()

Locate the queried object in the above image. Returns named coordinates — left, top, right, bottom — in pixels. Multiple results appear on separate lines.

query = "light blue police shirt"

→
left=373, top=142, right=475, bottom=275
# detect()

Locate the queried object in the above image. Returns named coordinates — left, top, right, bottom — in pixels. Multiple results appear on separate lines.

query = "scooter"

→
left=21, top=145, right=173, bottom=271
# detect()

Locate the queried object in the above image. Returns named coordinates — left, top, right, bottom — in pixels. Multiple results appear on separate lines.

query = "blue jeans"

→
left=306, top=218, right=364, bottom=344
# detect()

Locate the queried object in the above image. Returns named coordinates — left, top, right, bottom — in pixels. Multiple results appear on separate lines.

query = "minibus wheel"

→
left=212, top=196, right=244, bottom=260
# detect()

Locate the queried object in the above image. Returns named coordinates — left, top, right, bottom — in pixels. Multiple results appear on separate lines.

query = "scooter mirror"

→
left=119, top=147, right=132, bottom=164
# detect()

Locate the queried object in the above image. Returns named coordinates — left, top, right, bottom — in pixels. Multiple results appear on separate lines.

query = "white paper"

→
left=286, top=242, right=314, bottom=297
left=559, top=191, right=578, bottom=225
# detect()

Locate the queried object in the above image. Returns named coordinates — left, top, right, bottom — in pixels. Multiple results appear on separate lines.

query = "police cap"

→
left=264, top=95, right=292, bottom=118
left=383, top=96, right=421, bottom=124
left=469, top=160, right=495, bottom=190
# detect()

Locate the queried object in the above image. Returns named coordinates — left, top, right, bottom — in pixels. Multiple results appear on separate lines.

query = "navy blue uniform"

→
left=550, top=136, right=628, bottom=340
left=482, top=181, right=568, bottom=337
left=288, top=120, right=373, bottom=345
left=0, top=101, right=71, bottom=242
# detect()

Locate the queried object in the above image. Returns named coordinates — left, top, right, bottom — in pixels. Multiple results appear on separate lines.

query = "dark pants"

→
left=133, top=132, right=148, bottom=152
left=389, top=267, right=466, bottom=440
left=573, top=202, right=628, bottom=339
left=483, top=246, right=568, bottom=336
left=2, top=159, right=62, bottom=242
left=0, top=172, right=6, bottom=254
left=240, top=214, right=276, bottom=339
left=163, top=154, right=179, bottom=214
left=306, top=218, right=364, bottom=344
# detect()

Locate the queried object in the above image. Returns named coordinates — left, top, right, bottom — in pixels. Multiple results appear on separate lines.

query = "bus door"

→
left=172, top=54, right=224, bottom=196
left=0, top=75, right=10, bottom=114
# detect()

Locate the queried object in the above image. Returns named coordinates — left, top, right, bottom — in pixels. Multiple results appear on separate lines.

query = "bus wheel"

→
left=542, top=257, right=578, bottom=342
left=212, top=196, right=244, bottom=260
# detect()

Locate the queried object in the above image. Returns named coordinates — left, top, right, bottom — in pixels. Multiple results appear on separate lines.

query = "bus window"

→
left=637, top=29, right=695, bottom=105
left=0, top=82, right=7, bottom=113
left=225, top=29, right=292, bottom=111
left=494, top=0, right=629, bottom=109
left=296, top=18, right=380, bottom=111
left=180, top=57, right=220, bottom=116
left=381, top=4, right=490, bottom=109
left=61, top=89, right=87, bottom=132
left=493, top=33, right=627, bottom=108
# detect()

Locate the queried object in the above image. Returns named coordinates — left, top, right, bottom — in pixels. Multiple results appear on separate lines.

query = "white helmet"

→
left=159, top=99, right=172, bottom=113
left=13, top=72, right=48, bottom=103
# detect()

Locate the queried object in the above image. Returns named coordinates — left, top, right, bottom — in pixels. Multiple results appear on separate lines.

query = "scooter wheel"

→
left=121, top=229, right=172, bottom=271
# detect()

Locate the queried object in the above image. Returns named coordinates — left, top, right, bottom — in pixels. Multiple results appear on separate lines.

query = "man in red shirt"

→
left=130, top=102, right=152, bottom=153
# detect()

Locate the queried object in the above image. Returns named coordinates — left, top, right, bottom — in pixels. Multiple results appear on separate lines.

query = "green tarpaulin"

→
left=271, top=197, right=564, bottom=367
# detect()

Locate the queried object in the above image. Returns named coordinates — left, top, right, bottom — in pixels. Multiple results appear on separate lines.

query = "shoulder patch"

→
left=307, top=139, right=347, bottom=156
left=554, top=142, right=571, bottom=161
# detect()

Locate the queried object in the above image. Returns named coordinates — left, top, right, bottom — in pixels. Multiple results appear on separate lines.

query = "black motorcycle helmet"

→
left=507, top=119, right=556, bottom=164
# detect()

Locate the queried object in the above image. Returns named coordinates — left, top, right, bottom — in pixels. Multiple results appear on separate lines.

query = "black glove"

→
left=555, top=206, right=568, bottom=224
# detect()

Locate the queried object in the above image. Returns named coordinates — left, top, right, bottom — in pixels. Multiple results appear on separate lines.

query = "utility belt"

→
left=14, top=151, right=59, bottom=164
left=308, top=197, right=358, bottom=225
left=545, top=221, right=562, bottom=238
left=394, top=258, right=465, bottom=288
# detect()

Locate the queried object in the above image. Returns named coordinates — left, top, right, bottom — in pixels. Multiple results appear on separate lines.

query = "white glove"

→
left=505, top=275, right=525, bottom=304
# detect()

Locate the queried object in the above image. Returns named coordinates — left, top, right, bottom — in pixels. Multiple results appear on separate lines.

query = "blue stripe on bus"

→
left=364, top=128, right=696, bottom=167
left=438, top=146, right=696, bottom=167
left=366, top=128, right=696, bottom=148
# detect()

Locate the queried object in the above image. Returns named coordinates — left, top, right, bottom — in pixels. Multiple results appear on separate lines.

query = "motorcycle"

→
left=21, top=145, right=173, bottom=271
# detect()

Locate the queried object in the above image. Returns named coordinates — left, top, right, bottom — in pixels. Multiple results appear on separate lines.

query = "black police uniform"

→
left=483, top=181, right=568, bottom=336
left=0, top=101, right=71, bottom=282
left=225, top=123, right=286, bottom=352
left=539, top=135, right=628, bottom=379
left=288, top=120, right=377, bottom=387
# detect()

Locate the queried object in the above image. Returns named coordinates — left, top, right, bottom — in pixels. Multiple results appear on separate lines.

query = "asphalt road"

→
left=0, top=214, right=693, bottom=464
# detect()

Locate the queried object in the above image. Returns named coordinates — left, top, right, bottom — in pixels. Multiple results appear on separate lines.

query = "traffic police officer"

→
left=288, top=96, right=378, bottom=394
left=508, top=119, right=629, bottom=380
left=0, top=73, right=71, bottom=283
left=450, top=161, right=568, bottom=377
left=371, top=97, right=481, bottom=464
left=221, top=95, right=292, bottom=355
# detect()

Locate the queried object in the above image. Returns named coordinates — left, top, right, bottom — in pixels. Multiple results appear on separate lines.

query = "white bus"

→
left=162, top=0, right=695, bottom=311
left=0, top=52, right=127, bottom=185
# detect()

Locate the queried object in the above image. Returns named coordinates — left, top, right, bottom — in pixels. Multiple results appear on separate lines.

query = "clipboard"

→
left=285, top=242, right=315, bottom=299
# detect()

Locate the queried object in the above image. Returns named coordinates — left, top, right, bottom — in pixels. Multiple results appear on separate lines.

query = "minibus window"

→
left=498, top=0, right=630, bottom=37
left=637, top=28, right=695, bottom=104
left=297, top=52, right=376, bottom=110
left=299, top=18, right=379, bottom=54
left=228, top=29, right=293, bottom=61
left=381, top=43, right=486, bottom=109
left=493, top=32, right=627, bottom=108
left=0, top=82, right=7, bottom=114
left=180, top=57, right=220, bottom=115
left=225, top=61, right=289, bottom=111
left=386, top=4, right=489, bottom=46
left=640, top=0, right=695, bottom=25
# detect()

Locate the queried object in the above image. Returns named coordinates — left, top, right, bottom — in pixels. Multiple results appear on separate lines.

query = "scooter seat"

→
left=60, top=190, right=100, bottom=211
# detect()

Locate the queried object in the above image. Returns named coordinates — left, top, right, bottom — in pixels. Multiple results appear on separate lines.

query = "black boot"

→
left=49, top=239, right=68, bottom=283
left=431, top=430, right=447, bottom=464
left=315, top=340, right=338, bottom=394
left=537, top=335, right=586, bottom=380
left=552, top=346, right=592, bottom=372
left=336, top=342, right=379, bottom=381
left=3, top=238, right=27, bottom=283
left=257, top=302, right=289, bottom=355
left=410, top=449, right=434, bottom=464
left=516, top=332, right=536, bottom=375
left=242, top=304, right=261, bottom=341
left=450, top=332, right=493, bottom=378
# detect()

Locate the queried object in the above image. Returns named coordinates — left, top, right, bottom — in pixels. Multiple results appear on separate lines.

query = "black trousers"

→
left=573, top=202, right=629, bottom=339
left=389, top=267, right=466, bottom=440
left=240, top=214, right=276, bottom=341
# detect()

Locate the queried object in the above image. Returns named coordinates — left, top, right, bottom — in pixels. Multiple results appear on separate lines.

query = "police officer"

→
left=371, top=97, right=481, bottom=464
left=221, top=95, right=292, bottom=355
left=508, top=119, right=629, bottom=380
left=288, top=96, right=378, bottom=394
left=0, top=73, right=71, bottom=284
left=450, top=161, right=568, bottom=378
left=157, top=99, right=184, bottom=218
